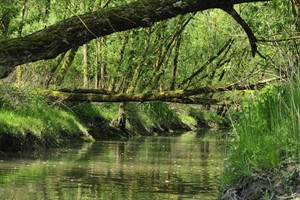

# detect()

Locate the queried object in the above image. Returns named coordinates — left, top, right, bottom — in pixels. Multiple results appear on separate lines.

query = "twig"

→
left=258, top=36, right=300, bottom=43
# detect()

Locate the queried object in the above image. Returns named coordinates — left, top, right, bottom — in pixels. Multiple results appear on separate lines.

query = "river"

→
left=0, top=131, right=226, bottom=200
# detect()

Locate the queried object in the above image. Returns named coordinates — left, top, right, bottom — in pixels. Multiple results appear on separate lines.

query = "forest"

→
left=0, top=0, right=300, bottom=199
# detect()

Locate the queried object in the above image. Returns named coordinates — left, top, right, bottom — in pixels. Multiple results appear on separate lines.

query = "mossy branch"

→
left=0, top=0, right=269, bottom=78
left=39, top=77, right=280, bottom=104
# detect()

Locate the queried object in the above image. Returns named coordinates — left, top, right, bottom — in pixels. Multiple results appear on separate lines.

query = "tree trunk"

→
left=110, top=102, right=126, bottom=132
left=18, top=0, right=28, bottom=36
left=16, top=66, right=24, bottom=84
left=290, top=0, right=300, bottom=79
left=94, top=39, right=100, bottom=89
left=83, top=44, right=88, bottom=88
left=44, top=0, right=51, bottom=25
left=116, top=102, right=126, bottom=131
left=291, top=0, right=300, bottom=31
left=170, top=35, right=182, bottom=90
left=40, top=76, right=280, bottom=104
left=0, top=0, right=269, bottom=78
left=49, top=47, right=79, bottom=86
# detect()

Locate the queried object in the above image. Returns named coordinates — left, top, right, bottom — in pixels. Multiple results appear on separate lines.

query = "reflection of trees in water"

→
left=0, top=134, right=225, bottom=199
left=200, top=140, right=210, bottom=163
left=115, top=142, right=125, bottom=164
left=199, top=140, right=212, bottom=192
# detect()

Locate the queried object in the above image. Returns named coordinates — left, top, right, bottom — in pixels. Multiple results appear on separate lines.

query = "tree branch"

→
left=0, top=0, right=269, bottom=78
left=179, top=38, right=233, bottom=88
left=222, top=6, right=258, bottom=57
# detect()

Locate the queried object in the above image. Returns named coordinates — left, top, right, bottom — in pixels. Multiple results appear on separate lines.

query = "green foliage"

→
left=71, top=102, right=119, bottom=122
left=0, top=83, right=44, bottom=110
left=189, top=108, right=207, bottom=127
left=0, top=0, right=294, bottom=98
left=188, top=107, right=229, bottom=128
left=178, top=114, right=197, bottom=128
left=140, top=102, right=178, bottom=126
left=0, top=83, right=89, bottom=148
left=0, top=2, right=20, bottom=37
left=98, top=103, right=119, bottom=120
left=72, top=103, right=103, bottom=119
left=224, top=80, right=300, bottom=184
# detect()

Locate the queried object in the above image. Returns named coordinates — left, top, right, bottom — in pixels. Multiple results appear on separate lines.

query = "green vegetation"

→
left=189, top=107, right=229, bottom=129
left=0, top=0, right=300, bottom=197
left=0, top=82, right=223, bottom=150
left=139, top=102, right=178, bottom=126
left=223, top=77, right=300, bottom=193
left=0, top=83, right=92, bottom=151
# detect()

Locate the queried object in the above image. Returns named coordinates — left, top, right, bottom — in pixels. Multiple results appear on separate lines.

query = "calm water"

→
left=0, top=131, right=225, bottom=200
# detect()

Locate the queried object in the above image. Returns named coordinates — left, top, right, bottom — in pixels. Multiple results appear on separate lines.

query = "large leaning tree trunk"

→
left=0, top=0, right=269, bottom=78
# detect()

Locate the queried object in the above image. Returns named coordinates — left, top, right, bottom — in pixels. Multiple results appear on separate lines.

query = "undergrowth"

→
left=224, top=79, right=300, bottom=185
left=0, top=83, right=90, bottom=150
left=140, top=102, right=178, bottom=126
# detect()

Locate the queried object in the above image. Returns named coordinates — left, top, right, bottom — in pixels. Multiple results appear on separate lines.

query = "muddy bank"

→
left=0, top=130, right=92, bottom=152
left=219, top=163, right=300, bottom=200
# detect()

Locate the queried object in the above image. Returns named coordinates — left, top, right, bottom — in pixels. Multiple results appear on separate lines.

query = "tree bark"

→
left=18, top=0, right=28, bottom=36
left=48, top=47, right=79, bottom=86
left=110, top=102, right=126, bottom=132
left=0, top=0, right=269, bottom=78
left=83, top=44, right=88, bottom=88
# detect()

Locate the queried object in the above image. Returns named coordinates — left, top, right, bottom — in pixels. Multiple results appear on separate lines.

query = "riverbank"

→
left=0, top=84, right=94, bottom=152
left=219, top=79, right=300, bottom=199
left=219, top=163, right=300, bottom=199
left=0, top=83, right=229, bottom=152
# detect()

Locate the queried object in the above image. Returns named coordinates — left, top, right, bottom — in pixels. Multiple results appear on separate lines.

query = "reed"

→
left=224, top=78, right=300, bottom=184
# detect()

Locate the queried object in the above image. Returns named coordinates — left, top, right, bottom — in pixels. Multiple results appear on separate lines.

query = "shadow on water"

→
left=0, top=130, right=226, bottom=200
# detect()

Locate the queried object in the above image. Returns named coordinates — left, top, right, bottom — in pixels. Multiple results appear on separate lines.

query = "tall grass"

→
left=224, top=79, right=300, bottom=184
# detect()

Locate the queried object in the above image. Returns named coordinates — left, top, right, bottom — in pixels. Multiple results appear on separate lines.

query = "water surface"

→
left=0, top=131, right=225, bottom=200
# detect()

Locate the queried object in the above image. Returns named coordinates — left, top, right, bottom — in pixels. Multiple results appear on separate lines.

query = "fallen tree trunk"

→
left=40, top=77, right=280, bottom=104
left=0, top=0, right=269, bottom=78
left=40, top=89, right=219, bottom=104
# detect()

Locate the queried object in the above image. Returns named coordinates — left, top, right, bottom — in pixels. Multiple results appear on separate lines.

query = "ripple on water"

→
left=0, top=131, right=226, bottom=200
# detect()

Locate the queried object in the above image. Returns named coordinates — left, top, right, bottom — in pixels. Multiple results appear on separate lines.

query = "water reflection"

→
left=0, top=131, right=226, bottom=200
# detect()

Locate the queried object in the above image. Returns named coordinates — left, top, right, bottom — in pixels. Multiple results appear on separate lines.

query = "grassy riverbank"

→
left=0, top=83, right=93, bottom=151
left=0, top=83, right=229, bottom=152
left=221, top=78, right=300, bottom=198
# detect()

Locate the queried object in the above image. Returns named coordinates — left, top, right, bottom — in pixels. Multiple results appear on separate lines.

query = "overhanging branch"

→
left=0, top=0, right=269, bottom=78
left=222, top=6, right=258, bottom=57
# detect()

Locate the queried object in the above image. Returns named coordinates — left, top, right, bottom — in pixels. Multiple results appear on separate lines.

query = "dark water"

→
left=0, top=131, right=225, bottom=200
